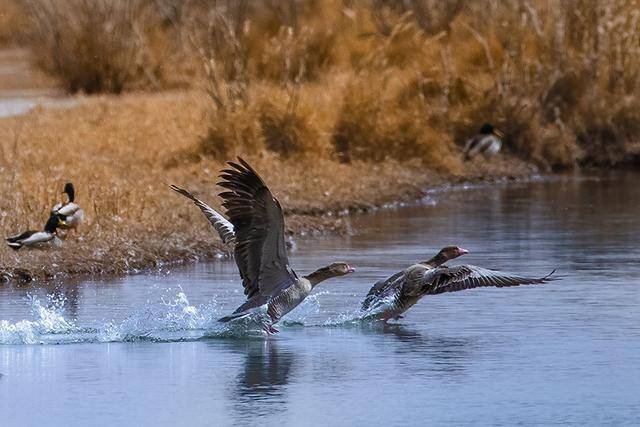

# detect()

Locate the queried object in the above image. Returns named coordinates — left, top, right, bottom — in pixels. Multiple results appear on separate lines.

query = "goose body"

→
left=464, top=123, right=503, bottom=160
left=51, top=183, right=84, bottom=230
left=361, top=246, right=555, bottom=321
left=219, top=275, right=314, bottom=323
left=6, top=215, right=63, bottom=250
left=177, top=158, right=354, bottom=332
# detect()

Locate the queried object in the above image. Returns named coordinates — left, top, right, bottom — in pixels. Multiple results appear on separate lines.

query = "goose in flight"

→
left=174, top=158, right=355, bottom=332
left=463, top=123, right=504, bottom=160
left=361, top=246, right=555, bottom=321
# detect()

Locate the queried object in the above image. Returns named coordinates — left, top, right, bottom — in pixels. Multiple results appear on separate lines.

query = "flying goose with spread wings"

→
left=361, top=246, right=555, bottom=321
left=174, top=158, right=355, bottom=333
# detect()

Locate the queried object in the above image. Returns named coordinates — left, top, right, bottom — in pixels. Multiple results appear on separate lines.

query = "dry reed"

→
left=13, top=0, right=640, bottom=167
left=2, top=0, right=639, bottom=282
left=0, top=90, right=533, bottom=282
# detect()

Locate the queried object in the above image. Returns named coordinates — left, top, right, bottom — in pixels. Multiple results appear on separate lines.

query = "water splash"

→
left=322, top=296, right=396, bottom=327
left=280, top=291, right=327, bottom=326
left=0, top=294, right=79, bottom=345
left=0, top=290, right=272, bottom=345
left=97, top=289, right=223, bottom=342
left=0, top=288, right=373, bottom=345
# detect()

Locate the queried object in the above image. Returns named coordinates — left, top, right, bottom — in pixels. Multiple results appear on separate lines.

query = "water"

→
left=0, top=47, right=74, bottom=118
left=0, top=93, right=76, bottom=118
left=1, top=175, right=639, bottom=426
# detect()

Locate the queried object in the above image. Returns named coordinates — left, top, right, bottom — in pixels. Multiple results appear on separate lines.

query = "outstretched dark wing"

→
left=218, top=158, right=295, bottom=301
left=361, top=270, right=405, bottom=310
left=426, top=265, right=555, bottom=295
left=170, top=184, right=235, bottom=244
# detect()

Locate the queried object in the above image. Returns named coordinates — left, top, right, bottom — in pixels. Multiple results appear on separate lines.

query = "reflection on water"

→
left=227, top=340, right=297, bottom=421
left=0, top=174, right=639, bottom=425
left=369, top=324, right=475, bottom=376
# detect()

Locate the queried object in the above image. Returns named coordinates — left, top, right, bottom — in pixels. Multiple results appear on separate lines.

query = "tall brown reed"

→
left=14, top=0, right=640, bottom=167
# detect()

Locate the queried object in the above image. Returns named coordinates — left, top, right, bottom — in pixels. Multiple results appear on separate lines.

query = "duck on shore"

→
left=6, top=214, right=65, bottom=251
left=463, top=123, right=504, bottom=160
left=177, top=158, right=355, bottom=333
left=51, top=182, right=84, bottom=231
left=361, top=246, right=555, bottom=321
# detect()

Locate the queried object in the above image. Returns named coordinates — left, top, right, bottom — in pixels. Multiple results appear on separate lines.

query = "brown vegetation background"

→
left=0, top=0, right=639, bottom=281
left=9, top=0, right=640, bottom=167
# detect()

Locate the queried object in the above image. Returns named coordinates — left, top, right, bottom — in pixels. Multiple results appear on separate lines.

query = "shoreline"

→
left=0, top=83, right=543, bottom=286
left=0, top=165, right=546, bottom=286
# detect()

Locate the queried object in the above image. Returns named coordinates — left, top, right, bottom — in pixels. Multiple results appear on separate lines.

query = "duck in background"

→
left=6, top=214, right=65, bottom=250
left=51, top=182, right=84, bottom=232
left=463, top=123, right=504, bottom=160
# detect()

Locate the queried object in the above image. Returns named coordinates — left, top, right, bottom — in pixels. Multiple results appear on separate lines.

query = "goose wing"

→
left=361, top=270, right=405, bottom=310
left=170, top=185, right=235, bottom=244
left=425, top=265, right=555, bottom=295
left=219, top=158, right=296, bottom=301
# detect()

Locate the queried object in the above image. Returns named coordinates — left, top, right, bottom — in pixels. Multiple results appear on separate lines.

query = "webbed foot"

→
left=263, top=325, right=280, bottom=334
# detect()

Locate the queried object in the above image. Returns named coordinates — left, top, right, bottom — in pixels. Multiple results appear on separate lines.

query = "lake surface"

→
left=1, top=175, right=639, bottom=426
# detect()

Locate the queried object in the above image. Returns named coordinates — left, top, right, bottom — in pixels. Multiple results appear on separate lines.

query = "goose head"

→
left=439, top=245, right=469, bottom=259
left=306, top=262, right=355, bottom=286
left=427, top=246, right=469, bottom=267
left=62, top=182, right=75, bottom=203
left=327, top=262, right=356, bottom=276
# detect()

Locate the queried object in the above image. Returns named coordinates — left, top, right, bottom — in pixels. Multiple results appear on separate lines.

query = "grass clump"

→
left=0, top=0, right=30, bottom=46
left=19, top=0, right=181, bottom=93
left=332, top=72, right=459, bottom=171
left=9, top=0, right=640, bottom=168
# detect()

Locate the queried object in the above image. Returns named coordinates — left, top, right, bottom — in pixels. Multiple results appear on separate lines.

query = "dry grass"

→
left=17, top=0, right=192, bottom=93
left=2, top=1, right=639, bottom=282
left=13, top=0, right=640, bottom=168
left=0, top=0, right=30, bottom=46
left=0, top=90, right=535, bottom=283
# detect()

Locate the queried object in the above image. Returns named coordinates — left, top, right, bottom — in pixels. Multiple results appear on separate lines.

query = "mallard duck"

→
left=463, top=123, right=504, bottom=160
left=169, top=185, right=235, bottom=245
left=213, top=158, right=355, bottom=332
left=51, top=182, right=84, bottom=230
left=6, top=214, right=65, bottom=251
left=361, top=246, right=555, bottom=321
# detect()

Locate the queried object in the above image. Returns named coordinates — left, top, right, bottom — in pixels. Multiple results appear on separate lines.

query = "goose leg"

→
left=262, top=324, right=280, bottom=334
left=268, top=325, right=280, bottom=334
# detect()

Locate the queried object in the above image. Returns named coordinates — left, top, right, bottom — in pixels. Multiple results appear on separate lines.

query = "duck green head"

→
left=479, top=123, right=504, bottom=139
left=62, top=182, right=75, bottom=203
